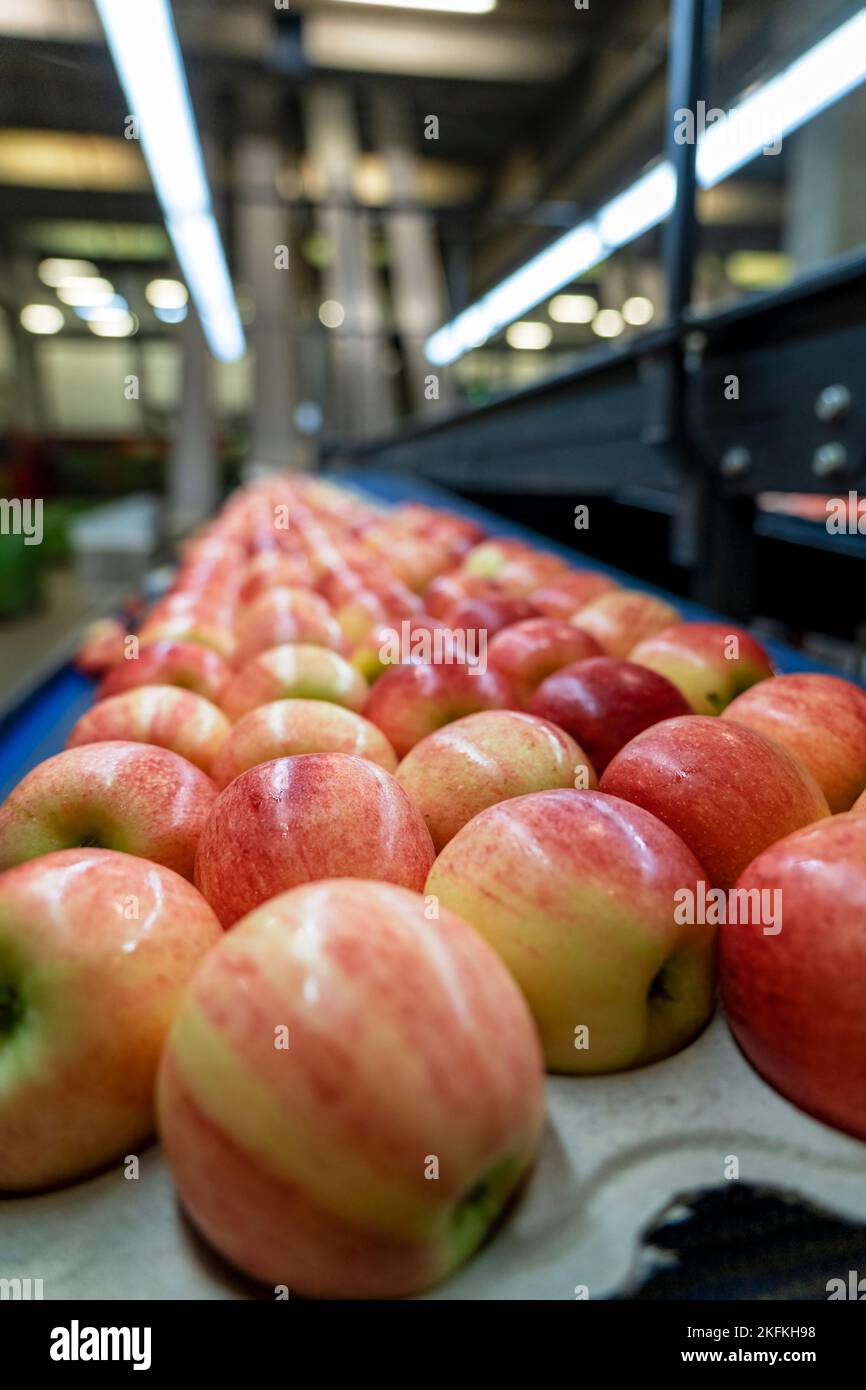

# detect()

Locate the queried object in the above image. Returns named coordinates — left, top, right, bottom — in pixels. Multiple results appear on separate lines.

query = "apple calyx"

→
left=0, top=981, right=24, bottom=1037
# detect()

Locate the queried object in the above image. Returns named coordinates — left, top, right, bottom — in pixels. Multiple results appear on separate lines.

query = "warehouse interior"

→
left=2, top=0, right=866, bottom=1316
left=1, top=0, right=864, bottom=705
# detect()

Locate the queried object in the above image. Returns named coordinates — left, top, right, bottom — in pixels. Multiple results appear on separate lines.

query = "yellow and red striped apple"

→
left=0, top=848, right=221, bottom=1190
left=722, top=672, right=866, bottom=812
left=212, top=699, right=398, bottom=787
left=486, top=618, right=602, bottom=704
left=157, top=878, right=544, bottom=1297
left=721, top=814, right=866, bottom=1142
left=572, top=591, right=681, bottom=659
left=98, top=639, right=232, bottom=705
left=194, top=753, right=436, bottom=926
left=426, top=788, right=715, bottom=1073
left=0, top=742, right=217, bottom=881
left=396, top=710, right=594, bottom=851
left=67, top=685, right=231, bottom=776
left=600, top=716, right=830, bottom=890
left=220, top=644, right=369, bottom=721
left=364, top=663, right=516, bottom=760
left=630, top=620, right=774, bottom=714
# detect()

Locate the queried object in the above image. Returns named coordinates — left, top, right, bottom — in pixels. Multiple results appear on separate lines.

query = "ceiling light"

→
left=549, top=294, right=598, bottom=324
left=319, top=300, right=346, bottom=329
left=697, top=8, right=866, bottom=188
left=56, top=277, right=115, bottom=306
left=88, top=312, right=138, bottom=338
left=74, top=296, right=129, bottom=322
left=38, top=258, right=98, bottom=287
left=622, top=295, right=655, bottom=326
left=592, top=310, right=625, bottom=339
left=146, top=277, right=189, bottom=310
left=93, top=0, right=245, bottom=362
left=20, top=304, right=64, bottom=335
left=596, top=163, right=676, bottom=249
left=332, top=0, right=497, bottom=12
left=154, top=304, right=189, bottom=324
left=506, top=321, right=552, bottom=350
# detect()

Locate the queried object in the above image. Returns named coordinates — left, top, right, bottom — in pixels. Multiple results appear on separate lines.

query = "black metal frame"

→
left=333, top=0, right=866, bottom=618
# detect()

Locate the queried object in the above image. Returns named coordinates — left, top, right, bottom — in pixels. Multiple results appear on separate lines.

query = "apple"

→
left=396, top=710, right=595, bottom=851
left=233, top=587, right=344, bottom=667
left=239, top=554, right=314, bottom=604
left=720, top=814, right=866, bottom=1142
left=530, top=572, right=620, bottom=620
left=0, top=742, right=217, bottom=881
left=138, top=613, right=237, bottom=664
left=572, top=591, right=681, bottom=659
left=721, top=673, right=866, bottom=812
left=853, top=789, right=866, bottom=815
left=66, top=685, right=231, bottom=777
left=426, top=789, right=714, bottom=1073
left=599, top=716, right=830, bottom=890
left=220, top=644, right=369, bottom=721
left=486, top=618, right=602, bottom=704
left=74, top=618, right=127, bottom=675
left=528, top=657, right=691, bottom=773
left=212, top=699, right=398, bottom=787
left=157, top=877, right=544, bottom=1297
left=97, top=640, right=232, bottom=706
left=444, top=593, right=537, bottom=637
left=194, top=753, right=436, bottom=926
left=629, top=621, right=774, bottom=715
left=0, top=848, right=221, bottom=1191
left=364, top=663, right=517, bottom=760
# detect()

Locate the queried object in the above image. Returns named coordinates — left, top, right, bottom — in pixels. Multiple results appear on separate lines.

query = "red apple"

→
left=720, top=814, right=866, bottom=1141
left=0, top=742, right=217, bottom=881
left=486, top=619, right=602, bottom=704
left=721, top=673, right=866, bottom=812
left=74, top=618, right=127, bottom=675
left=396, top=710, right=595, bottom=851
left=66, top=685, right=230, bottom=776
left=157, top=878, right=544, bottom=1297
left=531, top=572, right=620, bottom=619
left=528, top=657, right=691, bottom=773
left=97, top=640, right=232, bottom=706
left=212, top=699, right=398, bottom=787
left=572, top=591, right=681, bottom=659
left=600, top=716, right=830, bottom=890
left=220, top=644, right=369, bottom=721
left=630, top=621, right=775, bottom=715
left=0, top=848, right=221, bottom=1191
left=138, top=613, right=237, bottom=664
left=364, top=663, right=516, bottom=760
left=233, top=587, right=344, bottom=667
left=194, top=753, right=436, bottom=926
left=426, top=789, right=715, bottom=1073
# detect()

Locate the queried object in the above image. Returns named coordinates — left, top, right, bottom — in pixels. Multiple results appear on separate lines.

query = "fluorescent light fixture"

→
left=154, top=304, right=189, bottom=325
left=93, top=0, right=245, bottom=362
left=549, top=294, right=598, bottom=324
left=622, top=295, right=655, bottom=326
left=319, top=300, right=346, bottom=329
left=146, top=278, right=189, bottom=310
left=426, top=7, right=866, bottom=364
left=332, top=0, right=497, bottom=12
left=39, top=258, right=98, bottom=287
left=89, top=312, right=138, bottom=338
left=20, top=304, right=64, bottom=335
left=596, top=163, right=676, bottom=249
left=697, top=7, right=866, bottom=187
left=74, top=296, right=129, bottom=322
left=506, top=321, right=552, bottom=350
left=56, top=278, right=115, bottom=307
left=593, top=309, right=625, bottom=339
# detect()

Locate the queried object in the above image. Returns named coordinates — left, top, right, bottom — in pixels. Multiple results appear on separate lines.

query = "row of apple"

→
left=1, top=474, right=864, bottom=1300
